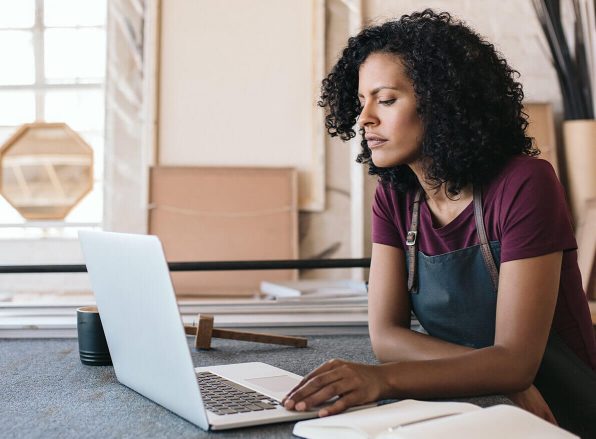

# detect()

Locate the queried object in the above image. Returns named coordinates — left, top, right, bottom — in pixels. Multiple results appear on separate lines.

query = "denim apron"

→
left=405, top=186, right=500, bottom=349
left=405, top=187, right=596, bottom=437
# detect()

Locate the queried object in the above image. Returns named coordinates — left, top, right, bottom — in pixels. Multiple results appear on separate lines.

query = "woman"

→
left=282, top=10, right=596, bottom=436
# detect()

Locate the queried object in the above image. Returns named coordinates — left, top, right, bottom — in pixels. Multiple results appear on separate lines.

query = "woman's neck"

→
left=408, top=161, right=473, bottom=227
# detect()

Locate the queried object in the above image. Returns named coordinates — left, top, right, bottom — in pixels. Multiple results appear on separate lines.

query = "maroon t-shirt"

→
left=372, top=155, right=596, bottom=370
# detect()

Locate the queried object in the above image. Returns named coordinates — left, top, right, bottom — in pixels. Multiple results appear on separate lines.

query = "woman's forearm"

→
left=379, top=345, right=535, bottom=399
left=283, top=344, right=536, bottom=416
left=371, top=325, right=473, bottom=363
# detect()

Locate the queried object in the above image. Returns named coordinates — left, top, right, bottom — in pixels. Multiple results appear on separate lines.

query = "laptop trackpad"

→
left=246, top=375, right=300, bottom=393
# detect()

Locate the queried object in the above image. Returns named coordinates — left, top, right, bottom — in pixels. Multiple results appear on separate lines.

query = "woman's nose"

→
left=357, top=102, right=377, bottom=128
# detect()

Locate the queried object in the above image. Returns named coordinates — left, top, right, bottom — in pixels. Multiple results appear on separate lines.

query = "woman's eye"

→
left=379, top=99, right=396, bottom=106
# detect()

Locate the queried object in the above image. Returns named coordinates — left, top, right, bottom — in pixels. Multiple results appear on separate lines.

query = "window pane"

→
left=45, top=28, right=106, bottom=83
left=0, top=0, right=34, bottom=28
left=0, top=90, right=35, bottom=125
left=44, top=0, right=106, bottom=27
left=0, top=127, right=18, bottom=147
left=45, top=89, right=104, bottom=131
left=0, top=31, right=35, bottom=85
left=65, top=181, right=102, bottom=222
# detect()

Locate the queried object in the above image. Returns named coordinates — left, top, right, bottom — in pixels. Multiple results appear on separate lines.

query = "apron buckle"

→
left=406, top=231, right=417, bottom=246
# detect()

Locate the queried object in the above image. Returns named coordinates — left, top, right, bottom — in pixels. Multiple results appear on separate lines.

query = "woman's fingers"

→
left=292, top=377, right=352, bottom=411
left=318, top=391, right=361, bottom=417
left=283, top=359, right=385, bottom=416
left=507, top=385, right=558, bottom=426
left=282, top=359, right=345, bottom=405
left=284, top=367, right=345, bottom=410
left=299, top=359, right=344, bottom=386
left=543, top=406, right=558, bottom=426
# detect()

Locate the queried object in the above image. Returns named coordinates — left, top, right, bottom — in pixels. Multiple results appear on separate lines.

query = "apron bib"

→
left=404, top=186, right=596, bottom=437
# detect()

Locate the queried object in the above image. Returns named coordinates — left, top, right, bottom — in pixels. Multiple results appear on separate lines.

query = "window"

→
left=0, top=0, right=106, bottom=239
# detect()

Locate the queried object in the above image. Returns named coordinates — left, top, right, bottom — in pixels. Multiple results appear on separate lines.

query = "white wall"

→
left=159, top=0, right=325, bottom=210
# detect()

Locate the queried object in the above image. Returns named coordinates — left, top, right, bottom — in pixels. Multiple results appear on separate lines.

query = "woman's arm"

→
left=381, top=249, right=562, bottom=396
left=368, top=243, right=472, bottom=362
left=368, top=242, right=557, bottom=424
left=283, top=249, right=562, bottom=417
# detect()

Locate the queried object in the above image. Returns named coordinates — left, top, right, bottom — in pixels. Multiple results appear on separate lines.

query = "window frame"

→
left=0, top=0, right=110, bottom=296
left=0, top=0, right=106, bottom=234
left=0, top=0, right=157, bottom=293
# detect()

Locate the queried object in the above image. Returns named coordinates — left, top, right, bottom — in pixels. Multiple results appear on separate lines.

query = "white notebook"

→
left=292, top=400, right=578, bottom=439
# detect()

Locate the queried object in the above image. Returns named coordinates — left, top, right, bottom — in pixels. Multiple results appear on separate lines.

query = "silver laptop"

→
left=78, top=230, right=324, bottom=430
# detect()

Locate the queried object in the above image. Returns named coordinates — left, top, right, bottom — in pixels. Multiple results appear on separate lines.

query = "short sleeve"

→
left=371, top=183, right=404, bottom=249
left=499, top=159, right=577, bottom=263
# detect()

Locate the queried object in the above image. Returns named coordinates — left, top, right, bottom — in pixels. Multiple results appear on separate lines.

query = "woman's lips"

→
left=367, top=139, right=387, bottom=148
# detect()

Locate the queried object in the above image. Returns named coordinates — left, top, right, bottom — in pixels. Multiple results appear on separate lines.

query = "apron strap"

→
left=473, top=186, right=499, bottom=292
left=407, top=189, right=423, bottom=293
left=407, top=186, right=499, bottom=294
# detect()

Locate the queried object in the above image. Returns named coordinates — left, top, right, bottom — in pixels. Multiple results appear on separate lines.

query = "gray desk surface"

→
left=1, top=335, right=510, bottom=439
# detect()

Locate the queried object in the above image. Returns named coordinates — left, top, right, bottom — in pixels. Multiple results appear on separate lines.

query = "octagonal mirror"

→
left=0, top=122, right=93, bottom=220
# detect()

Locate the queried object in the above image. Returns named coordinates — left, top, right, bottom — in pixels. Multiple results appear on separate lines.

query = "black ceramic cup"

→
left=77, top=306, right=112, bottom=366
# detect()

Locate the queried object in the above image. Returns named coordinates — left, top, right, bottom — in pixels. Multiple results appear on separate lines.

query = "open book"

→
left=293, top=400, right=578, bottom=439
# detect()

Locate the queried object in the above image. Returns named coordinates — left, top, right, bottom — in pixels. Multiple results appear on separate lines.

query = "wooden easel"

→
left=183, top=314, right=308, bottom=350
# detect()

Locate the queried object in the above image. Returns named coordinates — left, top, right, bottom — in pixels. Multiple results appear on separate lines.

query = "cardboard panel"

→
left=149, top=167, right=298, bottom=296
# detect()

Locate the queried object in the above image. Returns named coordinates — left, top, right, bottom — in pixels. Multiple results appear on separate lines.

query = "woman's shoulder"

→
left=487, top=156, right=576, bottom=263
left=374, top=180, right=419, bottom=215
left=372, top=181, right=412, bottom=249
left=495, top=155, right=557, bottom=183
left=372, top=181, right=418, bottom=226
left=486, top=155, right=559, bottom=198
left=482, top=155, right=568, bottom=232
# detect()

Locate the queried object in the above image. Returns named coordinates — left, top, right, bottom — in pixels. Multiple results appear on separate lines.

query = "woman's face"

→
left=357, top=52, right=423, bottom=168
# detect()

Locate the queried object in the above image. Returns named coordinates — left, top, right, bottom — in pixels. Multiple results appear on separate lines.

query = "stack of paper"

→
left=178, top=297, right=370, bottom=335
left=0, top=296, right=371, bottom=338
left=260, top=279, right=368, bottom=300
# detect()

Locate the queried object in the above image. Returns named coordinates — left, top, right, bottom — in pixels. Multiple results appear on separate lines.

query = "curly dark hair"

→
left=319, top=9, right=539, bottom=195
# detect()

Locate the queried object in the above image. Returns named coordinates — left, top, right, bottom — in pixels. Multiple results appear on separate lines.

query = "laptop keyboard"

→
left=197, top=371, right=281, bottom=416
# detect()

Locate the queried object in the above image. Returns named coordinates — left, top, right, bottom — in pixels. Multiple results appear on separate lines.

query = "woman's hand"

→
left=282, top=359, right=390, bottom=417
left=507, top=385, right=557, bottom=425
